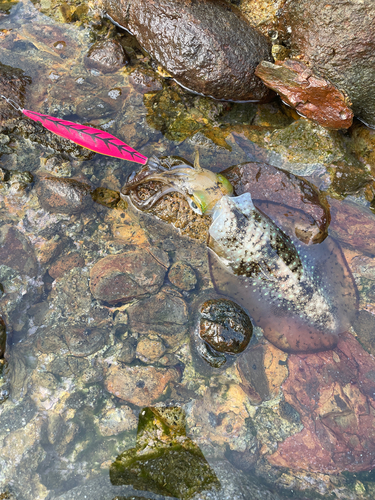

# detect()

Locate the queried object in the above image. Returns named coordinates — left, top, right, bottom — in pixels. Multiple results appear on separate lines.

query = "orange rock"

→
left=104, top=364, right=179, bottom=406
left=268, top=332, right=375, bottom=473
left=90, top=250, right=166, bottom=304
left=255, top=60, right=353, bottom=129
left=48, top=252, right=85, bottom=280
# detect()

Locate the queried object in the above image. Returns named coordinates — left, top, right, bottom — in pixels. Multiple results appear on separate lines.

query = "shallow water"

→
left=2, top=2, right=375, bottom=500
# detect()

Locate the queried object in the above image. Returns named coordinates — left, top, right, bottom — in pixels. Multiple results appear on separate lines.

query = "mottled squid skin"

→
left=122, top=157, right=357, bottom=354
left=208, top=194, right=356, bottom=353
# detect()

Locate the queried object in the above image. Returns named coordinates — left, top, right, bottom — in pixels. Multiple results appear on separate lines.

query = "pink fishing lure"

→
left=1, top=95, right=148, bottom=165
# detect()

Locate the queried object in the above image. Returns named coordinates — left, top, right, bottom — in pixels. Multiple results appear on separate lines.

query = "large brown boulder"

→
left=276, top=0, right=375, bottom=128
left=102, top=0, right=272, bottom=101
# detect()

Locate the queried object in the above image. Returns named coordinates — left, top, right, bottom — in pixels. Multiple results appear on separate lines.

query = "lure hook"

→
left=0, top=95, right=23, bottom=112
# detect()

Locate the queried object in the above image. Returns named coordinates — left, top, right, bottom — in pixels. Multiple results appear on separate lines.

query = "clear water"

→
left=1, top=2, right=375, bottom=500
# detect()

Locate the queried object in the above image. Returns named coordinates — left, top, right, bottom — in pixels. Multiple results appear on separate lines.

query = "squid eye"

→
left=189, top=198, right=202, bottom=215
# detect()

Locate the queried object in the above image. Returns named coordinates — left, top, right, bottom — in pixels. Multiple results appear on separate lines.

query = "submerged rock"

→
left=89, top=250, right=166, bottom=304
left=193, top=298, right=253, bottom=368
left=104, top=365, right=180, bottom=406
left=36, top=175, right=93, bottom=214
left=103, top=0, right=272, bottom=101
left=268, top=332, right=375, bottom=473
left=48, top=252, right=85, bottom=280
left=223, top=161, right=330, bottom=244
left=0, top=62, right=31, bottom=126
left=168, top=261, right=197, bottom=291
left=0, top=225, right=38, bottom=277
left=0, top=316, right=6, bottom=358
left=110, top=407, right=220, bottom=498
left=84, top=39, right=128, bottom=73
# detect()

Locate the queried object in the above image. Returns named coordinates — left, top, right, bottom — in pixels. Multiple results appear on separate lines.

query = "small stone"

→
left=76, top=97, right=115, bottom=121
left=129, top=68, right=163, bottom=94
left=63, top=326, right=106, bottom=357
left=255, top=60, right=353, bottom=129
left=105, top=365, right=179, bottom=406
left=0, top=225, right=38, bottom=277
left=41, top=155, right=72, bottom=177
left=136, top=337, right=166, bottom=363
left=85, top=39, right=128, bottom=74
left=97, top=405, right=137, bottom=436
left=36, top=175, right=92, bottom=214
left=116, top=337, right=137, bottom=364
left=168, top=261, right=197, bottom=291
left=198, top=299, right=252, bottom=354
left=91, top=187, right=120, bottom=208
left=127, top=290, right=188, bottom=347
left=48, top=252, right=85, bottom=280
left=90, top=251, right=166, bottom=305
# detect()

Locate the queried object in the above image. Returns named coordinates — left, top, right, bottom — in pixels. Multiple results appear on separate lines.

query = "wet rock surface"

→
left=110, top=407, right=220, bottom=498
left=85, top=39, right=128, bottom=73
left=198, top=299, right=252, bottom=355
left=36, top=175, right=93, bottom=214
left=0, top=61, right=31, bottom=125
left=3, top=2, right=375, bottom=499
left=102, top=0, right=272, bottom=101
left=48, top=252, right=85, bottom=279
left=105, top=365, right=180, bottom=406
left=90, top=251, right=166, bottom=304
left=278, top=0, right=375, bottom=127
left=255, top=59, right=353, bottom=130
left=269, top=332, right=375, bottom=473
left=223, top=161, right=330, bottom=244
left=0, top=225, right=38, bottom=277
left=168, top=261, right=197, bottom=291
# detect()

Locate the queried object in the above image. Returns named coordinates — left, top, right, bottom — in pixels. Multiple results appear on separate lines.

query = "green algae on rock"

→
left=110, top=407, right=221, bottom=499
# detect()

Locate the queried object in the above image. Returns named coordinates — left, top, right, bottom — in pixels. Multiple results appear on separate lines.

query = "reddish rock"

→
left=0, top=225, right=38, bottom=277
left=105, top=364, right=179, bottom=406
left=84, top=39, right=128, bottom=73
left=278, top=0, right=375, bottom=128
left=136, top=336, right=166, bottom=363
left=255, top=60, right=353, bottom=130
left=48, top=253, right=85, bottom=280
left=223, top=162, right=330, bottom=244
left=103, top=0, right=272, bottom=101
left=268, top=332, right=375, bottom=473
left=90, top=250, right=166, bottom=304
left=329, top=198, right=375, bottom=255
left=36, top=176, right=92, bottom=215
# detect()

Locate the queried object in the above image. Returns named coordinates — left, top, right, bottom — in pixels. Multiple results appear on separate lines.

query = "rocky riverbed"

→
left=1, top=1, right=375, bottom=500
